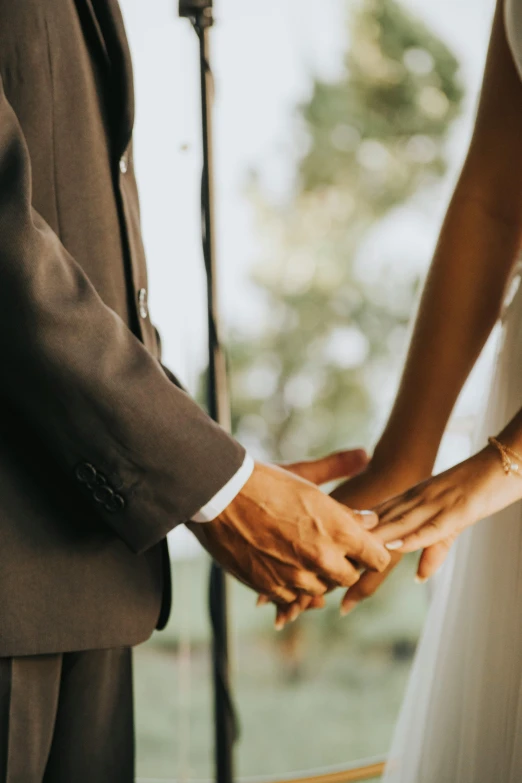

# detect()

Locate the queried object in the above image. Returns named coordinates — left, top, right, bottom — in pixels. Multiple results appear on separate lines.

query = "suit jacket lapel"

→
left=97, top=0, right=135, bottom=152
left=75, top=0, right=112, bottom=74
left=76, top=0, right=135, bottom=154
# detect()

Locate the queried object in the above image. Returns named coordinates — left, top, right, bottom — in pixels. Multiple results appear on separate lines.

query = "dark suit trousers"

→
left=0, top=648, right=134, bottom=782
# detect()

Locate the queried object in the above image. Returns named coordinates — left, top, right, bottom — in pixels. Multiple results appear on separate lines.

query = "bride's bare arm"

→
left=321, top=0, right=522, bottom=618
left=332, top=1, right=522, bottom=529
left=373, top=0, right=522, bottom=476
left=275, top=1, right=522, bottom=624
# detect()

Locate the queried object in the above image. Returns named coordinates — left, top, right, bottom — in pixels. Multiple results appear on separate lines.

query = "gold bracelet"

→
left=488, top=436, right=522, bottom=477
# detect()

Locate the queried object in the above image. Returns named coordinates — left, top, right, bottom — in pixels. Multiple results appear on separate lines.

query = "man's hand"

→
left=257, top=450, right=389, bottom=627
left=186, top=459, right=390, bottom=607
left=272, top=456, right=437, bottom=626
left=336, top=461, right=455, bottom=615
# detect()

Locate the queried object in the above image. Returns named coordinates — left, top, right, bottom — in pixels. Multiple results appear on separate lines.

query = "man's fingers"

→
left=273, top=590, right=329, bottom=629
left=275, top=603, right=301, bottom=630
left=416, top=535, right=458, bottom=581
left=292, top=571, right=329, bottom=596
left=268, top=570, right=327, bottom=628
left=264, top=564, right=330, bottom=604
left=263, top=556, right=330, bottom=597
left=336, top=515, right=391, bottom=572
left=268, top=585, right=299, bottom=604
left=257, top=582, right=323, bottom=623
left=273, top=594, right=312, bottom=630
left=340, top=551, right=402, bottom=614
left=281, top=449, right=368, bottom=486
left=374, top=487, right=423, bottom=522
left=314, top=549, right=364, bottom=588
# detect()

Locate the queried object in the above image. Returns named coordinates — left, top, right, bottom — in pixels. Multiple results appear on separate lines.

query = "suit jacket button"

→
left=93, top=486, right=114, bottom=505
left=75, top=462, right=96, bottom=485
left=104, top=494, right=125, bottom=513
left=119, top=154, right=128, bottom=174
left=138, top=288, right=148, bottom=319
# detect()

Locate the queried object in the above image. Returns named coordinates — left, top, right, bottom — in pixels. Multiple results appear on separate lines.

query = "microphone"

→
left=179, top=0, right=213, bottom=18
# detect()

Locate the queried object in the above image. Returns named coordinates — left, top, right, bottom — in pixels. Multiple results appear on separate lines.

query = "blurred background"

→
left=118, top=0, right=497, bottom=779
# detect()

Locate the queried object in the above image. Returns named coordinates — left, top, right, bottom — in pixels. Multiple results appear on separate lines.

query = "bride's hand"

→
left=330, top=463, right=419, bottom=616
left=333, top=459, right=449, bottom=615
left=280, top=457, right=438, bottom=621
left=375, top=445, right=522, bottom=579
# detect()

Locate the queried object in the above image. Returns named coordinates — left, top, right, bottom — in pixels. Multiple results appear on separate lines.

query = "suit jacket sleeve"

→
left=0, top=75, right=245, bottom=554
left=153, top=325, right=186, bottom=389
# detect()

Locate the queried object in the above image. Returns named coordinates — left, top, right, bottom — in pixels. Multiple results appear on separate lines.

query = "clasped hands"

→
left=188, top=443, right=510, bottom=629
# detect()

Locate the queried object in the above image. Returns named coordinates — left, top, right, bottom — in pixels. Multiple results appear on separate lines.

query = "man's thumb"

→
left=281, top=449, right=368, bottom=486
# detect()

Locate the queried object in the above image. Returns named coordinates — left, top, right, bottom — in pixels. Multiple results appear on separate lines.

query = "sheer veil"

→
left=383, top=266, right=522, bottom=782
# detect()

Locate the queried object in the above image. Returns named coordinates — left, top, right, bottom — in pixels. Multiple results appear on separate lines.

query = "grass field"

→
left=134, top=554, right=427, bottom=781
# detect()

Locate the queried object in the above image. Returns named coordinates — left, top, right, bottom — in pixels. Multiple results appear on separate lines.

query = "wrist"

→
left=331, top=458, right=430, bottom=511
left=372, top=430, right=440, bottom=482
left=190, top=454, right=254, bottom=523
left=452, top=446, right=521, bottom=524
left=369, top=447, right=434, bottom=488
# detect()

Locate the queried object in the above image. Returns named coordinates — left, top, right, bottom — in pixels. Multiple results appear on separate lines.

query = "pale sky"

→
left=119, top=0, right=496, bottom=389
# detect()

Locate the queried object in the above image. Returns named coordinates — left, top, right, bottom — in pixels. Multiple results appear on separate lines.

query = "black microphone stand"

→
left=178, top=3, right=238, bottom=783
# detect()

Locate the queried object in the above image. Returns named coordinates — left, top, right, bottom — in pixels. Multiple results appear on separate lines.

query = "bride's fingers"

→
left=374, top=484, right=427, bottom=520
left=398, top=510, right=464, bottom=553
left=375, top=500, right=439, bottom=545
left=416, top=534, right=458, bottom=581
left=297, top=594, right=314, bottom=611
left=280, top=449, right=368, bottom=486
left=306, top=595, right=326, bottom=610
left=340, top=551, right=402, bottom=615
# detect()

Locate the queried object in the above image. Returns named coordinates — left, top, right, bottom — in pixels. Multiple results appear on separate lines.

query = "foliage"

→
left=227, top=0, right=464, bottom=462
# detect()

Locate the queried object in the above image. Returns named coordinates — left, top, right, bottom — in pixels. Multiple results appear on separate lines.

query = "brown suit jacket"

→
left=0, top=0, right=244, bottom=656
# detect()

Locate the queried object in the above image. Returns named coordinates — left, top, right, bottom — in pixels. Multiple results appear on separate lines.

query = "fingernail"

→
left=257, top=596, right=268, bottom=607
left=275, top=618, right=285, bottom=631
left=340, top=599, right=359, bottom=617
left=355, top=510, right=378, bottom=529
left=289, top=605, right=301, bottom=623
left=415, top=576, right=428, bottom=584
left=386, top=540, right=404, bottom=551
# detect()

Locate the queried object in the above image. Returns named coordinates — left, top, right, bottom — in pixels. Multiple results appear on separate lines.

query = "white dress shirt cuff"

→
left=190, top=453, right=255, bottom=523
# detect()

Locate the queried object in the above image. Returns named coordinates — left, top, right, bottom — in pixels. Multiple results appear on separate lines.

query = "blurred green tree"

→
left=227, top=0, right=464, bottom=462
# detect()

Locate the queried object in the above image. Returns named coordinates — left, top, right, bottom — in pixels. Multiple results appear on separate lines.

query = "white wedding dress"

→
left=382, top=3, right=522, bottom=781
